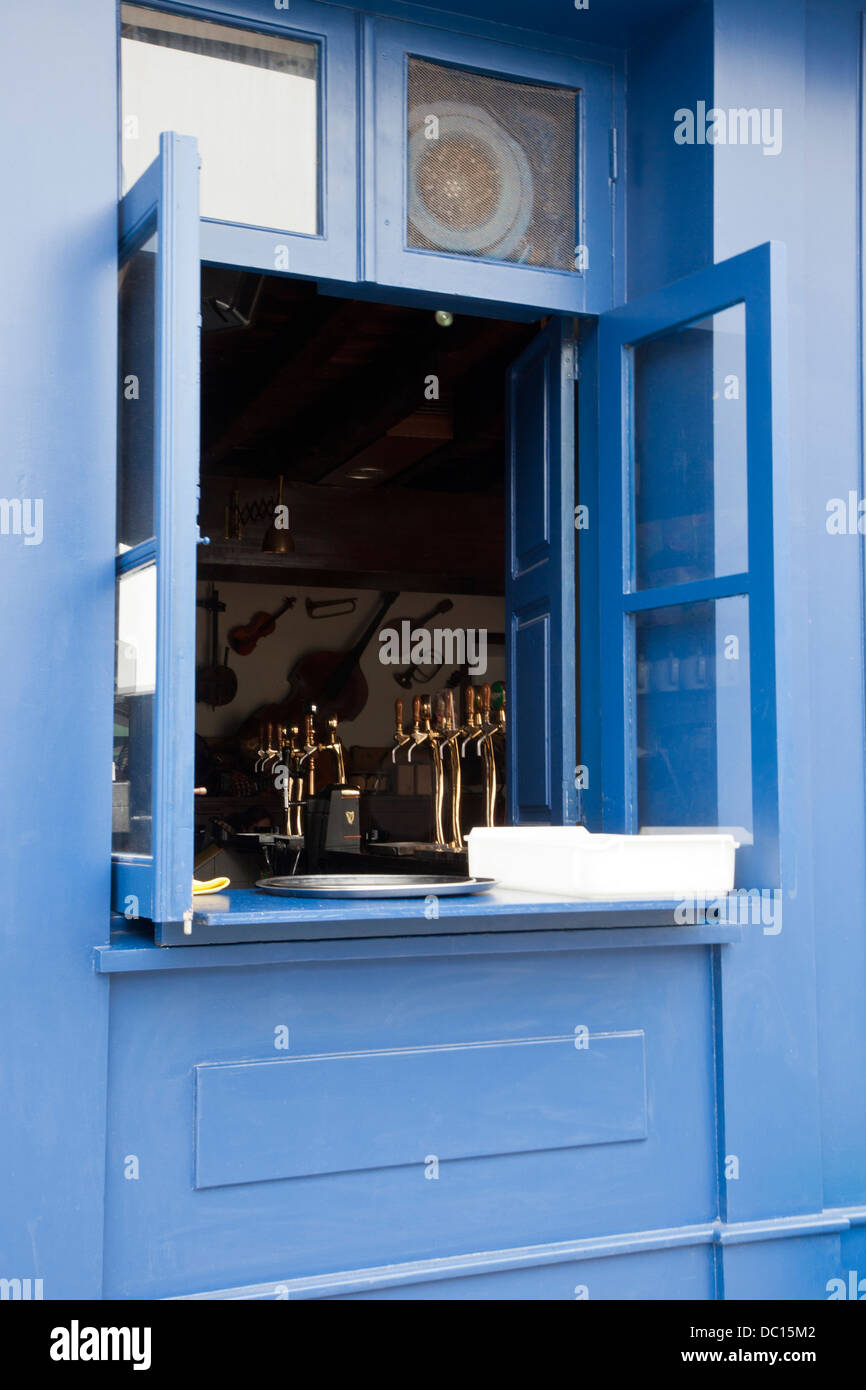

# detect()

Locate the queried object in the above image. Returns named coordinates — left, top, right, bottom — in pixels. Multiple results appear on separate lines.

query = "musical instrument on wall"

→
left=227, top=596, right=296, bottom=657
left=391, top=598, right=455, bottom=688
left=305, top=596, right=358, bottom=620
left=196, top=587, right=238, bottom=709
left=237, top=590, right=399, bottom=759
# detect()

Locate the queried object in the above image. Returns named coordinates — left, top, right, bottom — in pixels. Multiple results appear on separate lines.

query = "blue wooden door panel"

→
left=103, top=947, right=717, bottom=1298
left=506, top=318, right=577, bottom=824
left=112, top=133, right=200, bottom=927
left=597, top=243, right=784, bottom=888
left=194, top=1031, right=646, bottom=1189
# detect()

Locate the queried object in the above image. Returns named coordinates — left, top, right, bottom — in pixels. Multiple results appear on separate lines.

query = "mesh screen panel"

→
left=407, top=57, right=577, bottom=271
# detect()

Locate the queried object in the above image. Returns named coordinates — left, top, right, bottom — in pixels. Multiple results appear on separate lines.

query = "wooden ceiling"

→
left=200, top=268, right=536, bottom=495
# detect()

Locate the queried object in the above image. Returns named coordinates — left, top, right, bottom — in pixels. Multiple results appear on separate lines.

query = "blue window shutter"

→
left=112, top=133, right=200, bottom=928
left=597, top=242, right=784, bottom=888
left=506, top=317, right=577, bottom=825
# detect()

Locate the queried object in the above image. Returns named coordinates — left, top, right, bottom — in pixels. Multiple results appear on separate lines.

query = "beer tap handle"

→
left=480, top=683, right=492, bottom=727
left=463, top=684, right=475, bottom=729
left=444, top=688, right=456, bottom=732
left=408, top=696, right=424, bottom=762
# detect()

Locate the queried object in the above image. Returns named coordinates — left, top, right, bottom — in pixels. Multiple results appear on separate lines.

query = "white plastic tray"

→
left=466, top=826, right=736, bottom=899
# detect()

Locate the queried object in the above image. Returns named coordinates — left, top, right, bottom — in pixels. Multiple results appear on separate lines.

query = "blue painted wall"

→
left=714, top=0, right=866, bottom=1219
left=627, top=0, right=715, bottom=299
left=1, top=0, right=865, bottom=1301
left=0, top=1, right=117, bottom=1298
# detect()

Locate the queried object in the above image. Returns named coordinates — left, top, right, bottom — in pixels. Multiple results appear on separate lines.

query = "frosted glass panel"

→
left=121, top=5, right=318, bottom=234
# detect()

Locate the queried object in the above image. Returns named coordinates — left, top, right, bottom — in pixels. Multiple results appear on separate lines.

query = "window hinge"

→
left=183, top=908, right=193, bottom=936
left=609, top=127, right=619, bottom=182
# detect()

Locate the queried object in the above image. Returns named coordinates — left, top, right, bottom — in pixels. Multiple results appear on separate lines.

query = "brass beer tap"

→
left=391, top=697, right=411, bottom=762
left=460, top=685, right=484, bottom=757
left=438, top=688, right=464, bottom=849
left=477, top=683, right=498, bottom=827
left=321, top=714, right=347, bottom=784
left=298, top=710, right=319, bottom=802
left=407, top=696, right=446, bottom=847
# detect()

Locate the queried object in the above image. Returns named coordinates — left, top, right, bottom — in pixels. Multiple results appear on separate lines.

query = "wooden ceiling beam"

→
left=203, top=298, right=369, bottom=470
left=317, top=408, right=454, bottom=487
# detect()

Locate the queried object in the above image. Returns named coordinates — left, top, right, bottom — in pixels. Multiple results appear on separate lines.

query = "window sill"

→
left=96, top=887, right=741, bottom=970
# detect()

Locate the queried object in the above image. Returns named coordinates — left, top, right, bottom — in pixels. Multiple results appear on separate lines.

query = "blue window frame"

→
left=595, top=243, right=786, bottom=888
left=120, top=1, right=359, bottom=283
left=113, top=132, right=201, bottom=928
left=110, top=21, right=781, bottom=940
left=366, top=16, right=616, bottom=315
left=506, top=317, right=577, bottom=824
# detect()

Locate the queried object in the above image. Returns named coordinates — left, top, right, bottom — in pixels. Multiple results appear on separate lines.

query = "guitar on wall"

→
left=237, top=591, right=400, bottom=759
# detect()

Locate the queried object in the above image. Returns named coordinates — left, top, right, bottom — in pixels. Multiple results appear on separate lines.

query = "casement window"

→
left=591, top=244, right=784, bottom=889
left=114, top=134, right=200, bottom=929
left=112, top=6, right=782, bottom=943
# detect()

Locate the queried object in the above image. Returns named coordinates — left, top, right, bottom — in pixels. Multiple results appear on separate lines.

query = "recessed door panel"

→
left=506, top=318, right=576, bottom=825
left=195, top=1032, right=647, bottom=1189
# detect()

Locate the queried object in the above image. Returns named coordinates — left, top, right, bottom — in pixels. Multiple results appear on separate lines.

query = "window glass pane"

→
left=117, top=233, right=157, bottom=553
left=633, top=304, right=747, bottom=590
left=636, top=595, right=752, bottom=840
left=121, top=4, right=319, bottom=234
left=113, top=564, right=156, bottom=854
left=407, top=58, right=577, bottom=270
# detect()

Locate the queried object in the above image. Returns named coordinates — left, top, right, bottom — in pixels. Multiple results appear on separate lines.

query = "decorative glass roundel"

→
left=407, top=58, right=577, bottom=272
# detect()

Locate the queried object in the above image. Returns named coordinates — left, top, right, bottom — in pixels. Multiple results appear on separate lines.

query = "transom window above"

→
left=407, top=57, right=578, bottom=271
left=120, top=4, right=320, bottom=235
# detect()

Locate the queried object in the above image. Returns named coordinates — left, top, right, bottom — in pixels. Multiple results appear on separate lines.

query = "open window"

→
left=593, top=243, right=785, bottom=888
left=112, top=130, right=582, bottom=939
left=111, top=143, right=783, bottom=939
left=112, top=132, right=200, bottom=928
left=186, top=278, right=577, bottom=933
left=110, top=18, right=783, bottom=947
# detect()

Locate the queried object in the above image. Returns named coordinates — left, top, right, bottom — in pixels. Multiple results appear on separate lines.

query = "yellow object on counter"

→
left=192, top=876, right=231, bottom=894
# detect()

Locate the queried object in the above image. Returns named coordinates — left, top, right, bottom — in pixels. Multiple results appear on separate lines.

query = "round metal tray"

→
left=255, top=874, right=497, bottom=899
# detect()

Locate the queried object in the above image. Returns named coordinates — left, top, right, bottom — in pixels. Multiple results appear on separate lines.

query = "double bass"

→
left=237, top=591, right=399, bottom=760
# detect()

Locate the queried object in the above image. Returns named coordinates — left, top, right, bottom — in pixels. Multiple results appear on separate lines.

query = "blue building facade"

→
left=2, top=0, right=866, bottom=1300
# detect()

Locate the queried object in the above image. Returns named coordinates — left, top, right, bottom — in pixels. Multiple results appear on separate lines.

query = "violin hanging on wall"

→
left=227, top=596, right=296, bottom=657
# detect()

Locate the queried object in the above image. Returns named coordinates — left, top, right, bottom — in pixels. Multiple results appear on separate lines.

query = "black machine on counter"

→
left=303, top=785, right=362, bottom=871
